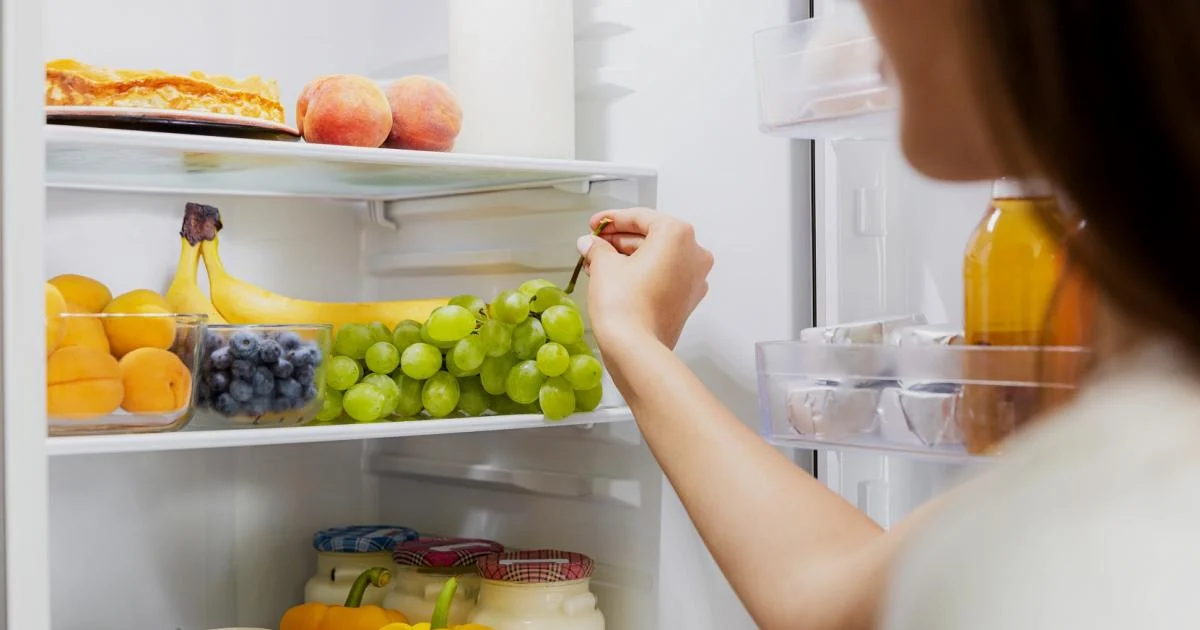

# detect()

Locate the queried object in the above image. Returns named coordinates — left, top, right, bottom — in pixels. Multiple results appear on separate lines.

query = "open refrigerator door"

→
left=753, top=0, right=1090, bottom=528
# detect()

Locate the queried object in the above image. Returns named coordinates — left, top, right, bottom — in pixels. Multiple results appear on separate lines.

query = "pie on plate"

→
left=45, top=59, right=286, bottom=125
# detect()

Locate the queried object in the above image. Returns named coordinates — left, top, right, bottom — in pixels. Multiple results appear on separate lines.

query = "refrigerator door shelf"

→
left=754, top=6, right=898, bottom=141
left=756, top=342, right=1091, bottom=462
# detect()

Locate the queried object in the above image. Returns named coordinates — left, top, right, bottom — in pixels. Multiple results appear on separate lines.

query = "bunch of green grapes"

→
left=315, top=279, right=605, bottom=423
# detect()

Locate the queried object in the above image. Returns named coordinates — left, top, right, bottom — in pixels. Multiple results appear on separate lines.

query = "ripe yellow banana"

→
left=166, top=237, right=228, bottom=324
left=201, top=237, right=446, bottom=332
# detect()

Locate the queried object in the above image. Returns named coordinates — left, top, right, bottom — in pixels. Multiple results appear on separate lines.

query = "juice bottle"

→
left=960, top=178, right=1069, bottom=454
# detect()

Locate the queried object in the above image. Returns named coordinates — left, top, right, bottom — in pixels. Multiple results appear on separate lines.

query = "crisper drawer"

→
left=756, top=343, right=1091, bottom=461
left=753, top=4, right=897, bottom=140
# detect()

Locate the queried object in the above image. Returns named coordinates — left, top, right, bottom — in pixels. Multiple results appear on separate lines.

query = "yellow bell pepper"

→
left=378, top=577, right=492, bottom=630
left=280, top=567, right=408, bottom=630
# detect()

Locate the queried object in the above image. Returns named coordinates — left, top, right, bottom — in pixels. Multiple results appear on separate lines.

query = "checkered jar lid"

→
left=312, top=525, right=419, bottom=553
left=392, top=537, right=505, bottom=568
left=476, top=549, right=594, bottom=583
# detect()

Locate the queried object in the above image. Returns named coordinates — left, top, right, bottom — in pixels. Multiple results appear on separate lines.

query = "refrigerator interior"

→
left=25, top=0, right=810, bottom=629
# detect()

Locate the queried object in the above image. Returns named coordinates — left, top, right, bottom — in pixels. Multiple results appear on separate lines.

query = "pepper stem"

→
left=344, top=567, right=391, bottom=608
left=430, top=577, right=459, bottom=629
left=565, top=218, right=613, bottom=295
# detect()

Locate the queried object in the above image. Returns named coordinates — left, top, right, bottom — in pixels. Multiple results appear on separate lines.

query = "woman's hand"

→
left=576, top=207, right=714, bottom=352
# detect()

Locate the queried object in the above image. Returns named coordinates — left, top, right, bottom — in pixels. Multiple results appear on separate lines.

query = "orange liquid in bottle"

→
left=961, top=179, right=1069, bottom=454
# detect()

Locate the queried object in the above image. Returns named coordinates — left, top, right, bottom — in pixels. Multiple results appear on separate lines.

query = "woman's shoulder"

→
left=883, top=346, right=1200, bottom=630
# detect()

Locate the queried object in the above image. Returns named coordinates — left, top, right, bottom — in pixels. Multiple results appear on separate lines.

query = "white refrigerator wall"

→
left=40, top=1, right=811, bottom=629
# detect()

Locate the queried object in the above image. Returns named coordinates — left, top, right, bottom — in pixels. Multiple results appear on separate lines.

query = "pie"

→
left=45, top=59, right=285, bottom=124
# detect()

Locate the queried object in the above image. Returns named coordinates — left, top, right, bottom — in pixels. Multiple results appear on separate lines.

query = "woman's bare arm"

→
left=605, top=332, right=900, bottom=629
left=579, top=207, right=946, bottom=629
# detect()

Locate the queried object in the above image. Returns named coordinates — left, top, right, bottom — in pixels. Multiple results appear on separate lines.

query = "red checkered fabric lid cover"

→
left=392, top=537, right=504, bottom=568
left=476, top=549, right=594, bottom=583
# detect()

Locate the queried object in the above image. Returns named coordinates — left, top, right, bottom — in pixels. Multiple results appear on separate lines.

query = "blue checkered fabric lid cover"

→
left=312, top=525, right=419, bottom=553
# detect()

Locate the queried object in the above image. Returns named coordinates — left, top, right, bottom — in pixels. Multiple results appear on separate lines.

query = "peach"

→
left=296, top=74, right=333, bottom=136
left=46, top=283, right=67, bottom=356
left=48, top=274, right=111, bottom=313
left=119, top=347, right=192, bottom=413
left=383, top=76, right=462, bottom=152
left=47, top=345, right=123, bottom=418
left=298, top=75, right=392, bottom=147
left=102, top=289, right=176, bottom=357
left=59, top=303, right=111, bottom=354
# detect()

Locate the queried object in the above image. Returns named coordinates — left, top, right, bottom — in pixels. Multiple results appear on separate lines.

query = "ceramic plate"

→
left=46, top=106, right=300, bottom=141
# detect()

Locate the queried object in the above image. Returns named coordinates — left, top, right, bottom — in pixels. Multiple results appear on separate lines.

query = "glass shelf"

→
left=46, top=405, right=633, bottom=456
left=45, top=125, right=653, bottom=200
left=757, top=342, right=1091, bottom=461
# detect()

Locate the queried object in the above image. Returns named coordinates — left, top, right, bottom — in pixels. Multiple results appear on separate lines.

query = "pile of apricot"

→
left=46, top=275, right=193, bottom=419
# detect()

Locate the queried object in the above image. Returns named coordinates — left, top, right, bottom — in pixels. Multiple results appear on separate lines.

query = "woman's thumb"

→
left=577, top=234, right=617, bottom=263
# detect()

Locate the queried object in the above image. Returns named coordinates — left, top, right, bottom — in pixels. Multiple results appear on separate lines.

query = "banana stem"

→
left=181, top=201, right=223, bottom=245
left=565, top=218, right=612, bottom=295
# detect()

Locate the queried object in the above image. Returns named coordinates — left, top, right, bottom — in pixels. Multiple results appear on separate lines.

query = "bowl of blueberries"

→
left=192, top=324, right=332, bottom=428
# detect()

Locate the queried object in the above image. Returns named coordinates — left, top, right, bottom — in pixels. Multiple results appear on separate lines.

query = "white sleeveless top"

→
left=882, top=342, right=1200, bottom=629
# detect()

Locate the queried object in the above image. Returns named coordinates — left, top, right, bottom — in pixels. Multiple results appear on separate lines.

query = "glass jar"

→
left=303, top=525, right=417, bottom=606
left=961, top=178, right=1073, bottom=454
left=382, top=537, right=504, bottom=625
left=468, top=550, right=604, bottom=630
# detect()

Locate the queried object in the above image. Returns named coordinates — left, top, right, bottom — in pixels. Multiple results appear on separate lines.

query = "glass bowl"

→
left=47, top=313, right=207, bottom=436
left=191, top=324, right=332, bottom=429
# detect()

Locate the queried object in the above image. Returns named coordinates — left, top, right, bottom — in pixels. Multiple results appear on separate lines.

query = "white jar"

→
left=304, top=552, right=395, bottom=606
left=468, top=550, right=604, bottom=630
left=383, top=537, right=504, bottom=625
left=303, top=525, right=417, bottom=605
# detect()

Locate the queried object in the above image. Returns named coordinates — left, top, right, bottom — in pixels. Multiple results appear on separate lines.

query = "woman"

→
left=577, top=1, right=1200, bottom=629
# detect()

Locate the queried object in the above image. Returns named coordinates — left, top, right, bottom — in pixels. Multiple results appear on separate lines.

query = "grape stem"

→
left=565, top=218, right=612, bottom=295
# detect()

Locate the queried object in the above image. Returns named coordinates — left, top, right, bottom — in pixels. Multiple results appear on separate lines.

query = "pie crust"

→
left=45, top=59, right=285, bottom=124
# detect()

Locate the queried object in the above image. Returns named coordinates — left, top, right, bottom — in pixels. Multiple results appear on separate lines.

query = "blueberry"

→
left=278, top=332, right=303, bottom=351
left=252, top=366, right=275, bottom=397
left=303, top=384, right=318, bottom=402
left=204, top=331, right=227, bottom=353
left=257, top=339, right=282, bottom=365
left=209, top=346, right=233, bottom=371
left=229, top=379, right=254, bottom=403
left=271, top=396, right=294, bottom=412
left=294, top=364, right=315, bottom=386
left=276, top=378, right=302, bottom=400
left=245, top=397, right=271, bottom=416
left=230, top=330, right=260, bottom=360
left=231, top=359, right=254, bottom=381
left=273, top=359, right=294, bottom=379
left=305, top=344, right=324, bottom=366
left=196, top=381, right=211, bottom=404
left=214, top=392, right=239, bottom=416
left=285, top=348, right=309, bottom=367
left=208, top=371, right=230, bottom=393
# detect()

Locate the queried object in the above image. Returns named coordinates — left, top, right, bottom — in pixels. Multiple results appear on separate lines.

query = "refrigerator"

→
left=1, top=0, right=1008, bottom=628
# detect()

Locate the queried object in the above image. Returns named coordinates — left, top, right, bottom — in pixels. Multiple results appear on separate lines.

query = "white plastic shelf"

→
left=754, top=6, right=898, bottom=140
left=45, top=125, right=653, bottom=200
left=46, top=406, right=633, bottom=456
left=369, top=454, right=642, bottom=507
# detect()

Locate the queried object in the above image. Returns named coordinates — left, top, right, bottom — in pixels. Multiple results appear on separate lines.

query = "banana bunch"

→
left=175, top=202, right=446, bottom=331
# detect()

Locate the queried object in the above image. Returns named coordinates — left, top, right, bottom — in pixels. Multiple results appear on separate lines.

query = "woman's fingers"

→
left=590, top=207, right=668, bottom=236
left=605, top=232, right=646, bottom=255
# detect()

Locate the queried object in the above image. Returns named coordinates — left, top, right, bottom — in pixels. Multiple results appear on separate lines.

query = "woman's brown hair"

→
left=965, top=2, right=1200, bottom=355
